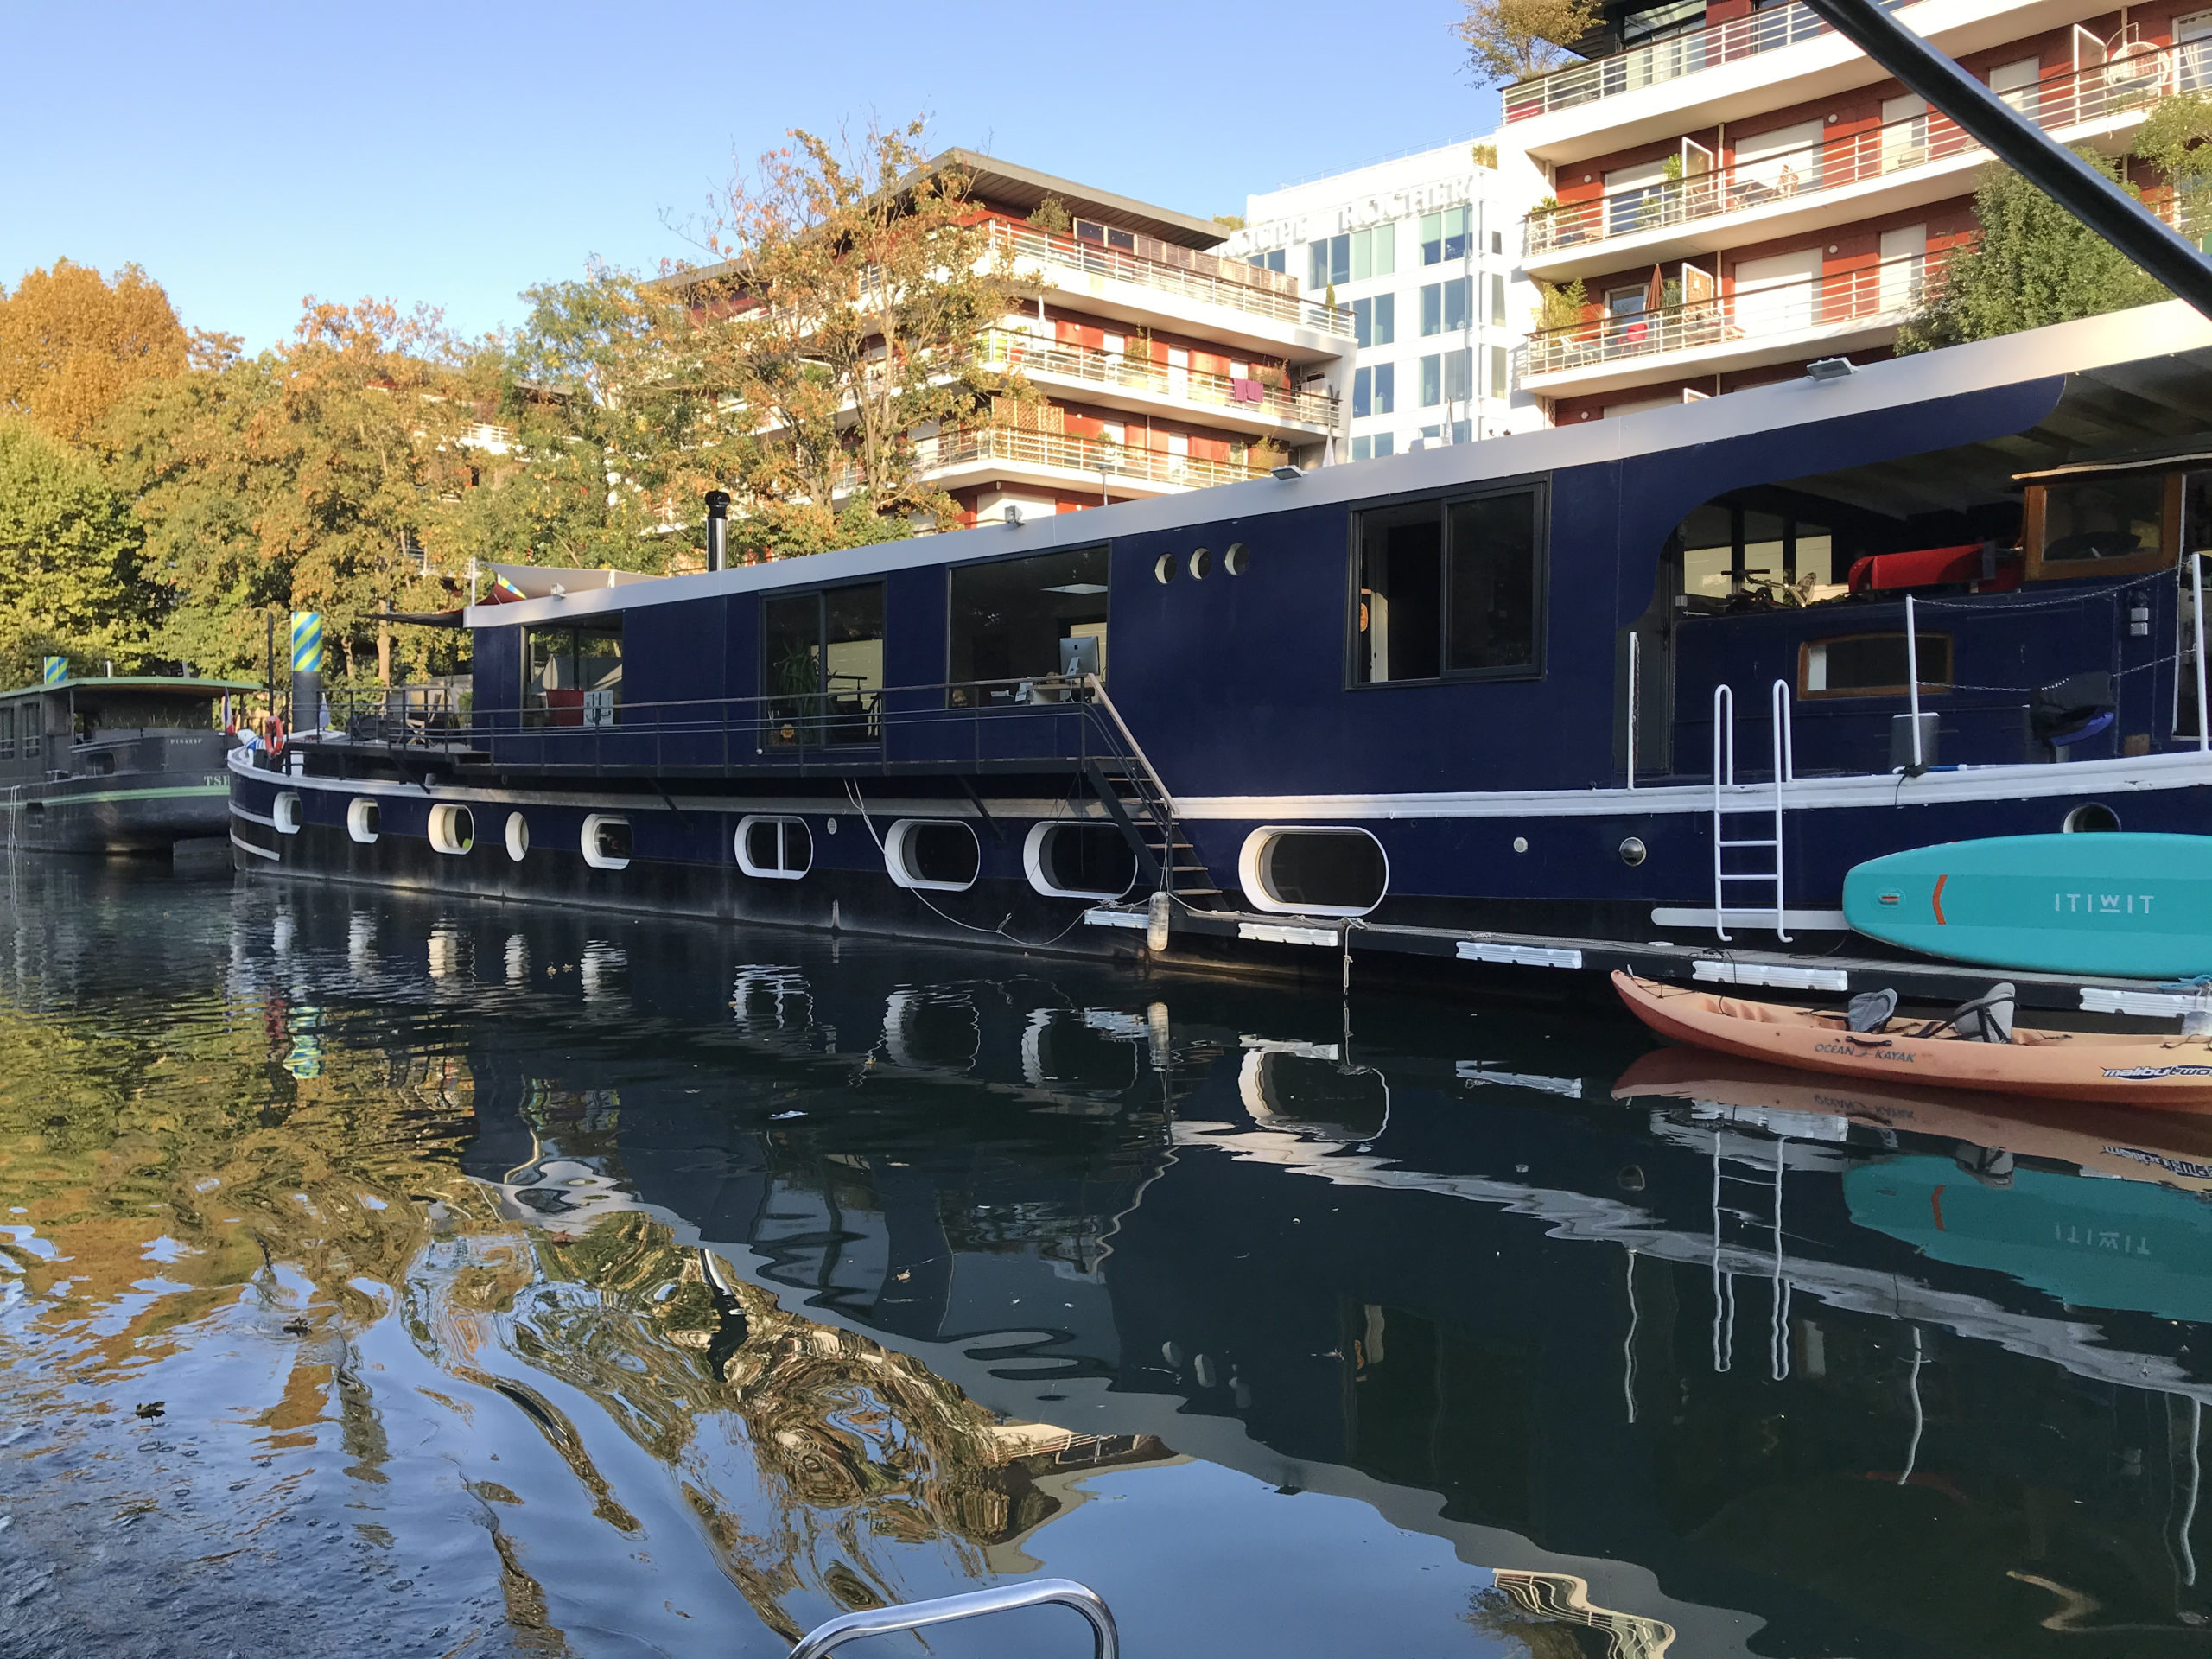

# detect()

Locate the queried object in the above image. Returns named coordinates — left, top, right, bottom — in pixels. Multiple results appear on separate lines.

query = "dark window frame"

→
left=759, top=579, right=887, bottom=749
left=520, top=619, right=625, bottom=729
left=1345, top=479, right=1551, bottom=690
left=943, top=543, right=1111, bottom=709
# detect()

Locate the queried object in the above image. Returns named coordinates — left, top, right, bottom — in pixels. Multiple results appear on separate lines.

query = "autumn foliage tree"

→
left=0, top=419, right=148, bottom=683
left=0, top=260, right=194, bottom=443
left=664, top=120, right=1032, bottom=546
left=1456, top=0, right=1600, bottom=85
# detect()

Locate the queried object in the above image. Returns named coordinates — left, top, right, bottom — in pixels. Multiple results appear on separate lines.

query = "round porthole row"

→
left=346, top=798, right=380, bottom=844
left=2063, top=802, right=2121, bottom=833
left=1189, top=546, right=1212, bottom=580
left=1154, top=553, right=1178, bottom=584
left=1618, top=836, right=1647, bottom=867
left=505, top=811, right=530, bottom=862
left=1224, top=543, right=1250, bottom=576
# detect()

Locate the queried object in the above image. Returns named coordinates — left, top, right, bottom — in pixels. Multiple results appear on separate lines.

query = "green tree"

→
left=0, top=418, right=148, bottom=683
left=664, top=119, right=1030, bottom=535
left=2134, top=92, right=2212, bottom=242
left=1455, top=0, right=1599, bottom=85
left=1896, top=153, right=2167, bottom=353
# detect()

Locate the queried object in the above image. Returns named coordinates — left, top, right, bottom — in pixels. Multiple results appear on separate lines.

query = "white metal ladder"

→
left=1711, top=680, right=1795, bottom=943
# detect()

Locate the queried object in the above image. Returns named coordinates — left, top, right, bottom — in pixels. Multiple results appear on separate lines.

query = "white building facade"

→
left=1224, top=144, right=1544, bottom=458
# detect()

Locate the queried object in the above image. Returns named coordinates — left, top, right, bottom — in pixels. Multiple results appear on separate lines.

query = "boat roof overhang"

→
left=1, top=676, right=262, bottom=703
left=467, top=301, right=2212, bottom=632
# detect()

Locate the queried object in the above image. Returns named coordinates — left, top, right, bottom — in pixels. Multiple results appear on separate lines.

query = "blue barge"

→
left=230, top=304, right=2212, bottom=1013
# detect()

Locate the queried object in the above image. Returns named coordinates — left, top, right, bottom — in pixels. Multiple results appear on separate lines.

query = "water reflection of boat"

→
left=1613, top=1046, right=2212, bottom=1195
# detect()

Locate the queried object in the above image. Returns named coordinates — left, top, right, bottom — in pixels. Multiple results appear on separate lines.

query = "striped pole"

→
left=290, top=612, right=323, bottom=735
left=41, top=656, right=65, bottom=687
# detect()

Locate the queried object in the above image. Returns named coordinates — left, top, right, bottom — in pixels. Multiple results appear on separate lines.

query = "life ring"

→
left=267, top=715, right=286, bottom=755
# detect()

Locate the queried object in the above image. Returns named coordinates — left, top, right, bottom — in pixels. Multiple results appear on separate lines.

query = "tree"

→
left=1895, top=153, right=2167, bottom=353
left=664, top=119, right=1031, bottom=536
left=0, top=419, right=148, bottom=683
left=2134, top=92, right=2212, bottom=241
left=0, top=260, right=193, bottom=444
left=1455, top=0, right=1599, bottom=86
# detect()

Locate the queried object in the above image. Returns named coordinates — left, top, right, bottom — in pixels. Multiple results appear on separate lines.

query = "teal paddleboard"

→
left=1841, top=833, right=2212, bottom=979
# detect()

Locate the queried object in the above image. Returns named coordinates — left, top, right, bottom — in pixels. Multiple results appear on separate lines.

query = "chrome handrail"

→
left=1084, top=673, right=1178, bottom=818
left=787, top=1578, right=1119, bottom=1659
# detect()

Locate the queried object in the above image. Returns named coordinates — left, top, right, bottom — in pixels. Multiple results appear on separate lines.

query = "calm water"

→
left=3, top=862, right=2211, bottom=1658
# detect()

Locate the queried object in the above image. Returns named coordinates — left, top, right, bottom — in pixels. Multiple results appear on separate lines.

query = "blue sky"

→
left=3, top=0, right=1497, bottom=354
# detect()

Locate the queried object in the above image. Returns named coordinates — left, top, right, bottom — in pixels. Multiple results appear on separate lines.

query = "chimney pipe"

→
left=704, top=490, right=731, bottom=572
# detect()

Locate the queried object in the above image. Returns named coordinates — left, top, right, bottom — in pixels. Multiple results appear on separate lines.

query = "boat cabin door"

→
left=1617, top=534, right=1678, bottom=780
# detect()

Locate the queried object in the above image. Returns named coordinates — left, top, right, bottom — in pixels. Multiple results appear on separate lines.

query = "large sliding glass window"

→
left=1354, top=487, right=1544, bottom=685
left=948, top=546, right=1109, bottom=706
left=763, top=583, right=885, bottom=748
left=524, top=622, right=623, bottom=727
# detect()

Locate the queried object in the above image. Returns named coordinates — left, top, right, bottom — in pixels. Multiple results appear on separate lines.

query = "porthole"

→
left=1154, top=553, right=1178, bottom=584
left=886, top=818, right=981, bottom=892
left=1237, top=826, right=1389, bottom=917
left=346, top=798, right=380, bottom=844
left=582, top=812, right=632, bottom=870
left=2063, top=802, right=2121, bottom=833
left=1189, top=547, right=1212, bottom=580
left=273, top=792, right=302, bottom=836
left=1618, top=836, right=1646, bottom=867
left=1023, top=821, right=1138, bottom=900
left=505, top=811, right=530, bottom=862
left=428, top=803, right=474, bottom=855
left=1224, top=543, right=1250, bottom=576
left=736, top=814, right=813, bottom=880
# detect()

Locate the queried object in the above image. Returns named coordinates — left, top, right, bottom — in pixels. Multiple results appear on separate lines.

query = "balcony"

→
left=885, top=425, right=1273, bottom=498
left=972, top=329, right=1339, bottom=434
left=1503, top=0, right=1923, bottom=122
left=1525, top=40, right=2197, bottom=271
left=990, top=224, right=1354, bottom=342
left=1520, top=250, right=1947, bottom=394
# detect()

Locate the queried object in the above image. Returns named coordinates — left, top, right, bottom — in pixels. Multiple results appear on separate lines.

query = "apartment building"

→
left=1223, top=145, right=1540, bottom=455
left=1494, top=0, right=2212, bottom=423
left=669, top=151, right=1353, bottom=529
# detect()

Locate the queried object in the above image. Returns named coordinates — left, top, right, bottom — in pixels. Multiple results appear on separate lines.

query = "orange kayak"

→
left=1611, top=971, right=2212, bottom=1108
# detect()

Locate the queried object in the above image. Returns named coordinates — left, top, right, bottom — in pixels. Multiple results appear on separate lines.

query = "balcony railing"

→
left=1521, top=249, right=1947, bottom=378
left=918, top=425, right=1273, bottom=491
left=973, top=330, right=1338, bottom=426
left=991, top=225, right=1354, bottom=337
left=1526, top=41, right=2200, bottom=254
left=1503, top=0, right=1920, bottom=123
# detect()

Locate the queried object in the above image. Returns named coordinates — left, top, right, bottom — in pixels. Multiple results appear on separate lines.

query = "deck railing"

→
left=1526, top=41, right=2198, bottom=255
left=973, top=329, right=1338, bottom=426
left=1522, top=249, right=1947, bottom=378
left=990, top=224, right=1354, bottom=336
left=1503, top=0, right=1919, bottom=123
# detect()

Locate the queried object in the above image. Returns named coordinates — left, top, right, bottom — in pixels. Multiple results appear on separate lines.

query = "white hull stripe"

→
left=230, top=830, right=280, bottom=861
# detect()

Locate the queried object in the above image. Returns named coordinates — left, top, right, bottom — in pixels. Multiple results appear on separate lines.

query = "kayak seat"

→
left=1847, top=988, right=1897, bottom=1033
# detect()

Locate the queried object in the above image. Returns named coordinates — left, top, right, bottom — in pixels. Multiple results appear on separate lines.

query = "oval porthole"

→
left=582, top=813, right=632, bottom=870
left=1224, top=543, right=1250, bottom=576
left=273, top=792, right=302, bottom=836
left=1023, top=821, right=1139, bottom=900
left=346, top=798, right=380, bottom=844
left=886, top=818, right=981, bottom=892
left=428, top=802, right=474, bottom=855
left=736, top=814, right=813, bottom=880
left=2063, top=802, right=2121, bottom=833
left=1237, top=826, right=1389, bottom=918
left=1154, top=553, right=1178, bottom=585
left=505, top=811, right=530, bottom=862
left=1189, top=547, right=1212, bottom=580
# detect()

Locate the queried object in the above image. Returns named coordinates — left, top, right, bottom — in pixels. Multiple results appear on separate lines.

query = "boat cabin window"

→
left=2026, top=471, right=2171, bottom=579
left=947, top=545, right=1109, bottom=707
left=1799, top=632, right=1954, bottom=698
left=72, top=690, right=219, bottom=734
left=1679, top=500, right=1839, bottom=607
left=1354, top=486, right=1543, bottom=684
left=763, top=582, right=885, bottom=748
left=524, top=622, right=623, bottom=728
left=0, top=708, right=12, bottom=760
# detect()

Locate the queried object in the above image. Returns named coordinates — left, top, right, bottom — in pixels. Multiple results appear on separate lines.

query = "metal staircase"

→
left=1710, top=680, right=1796, bottom=943
left=1082, top=675, right=1229, bottom=908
